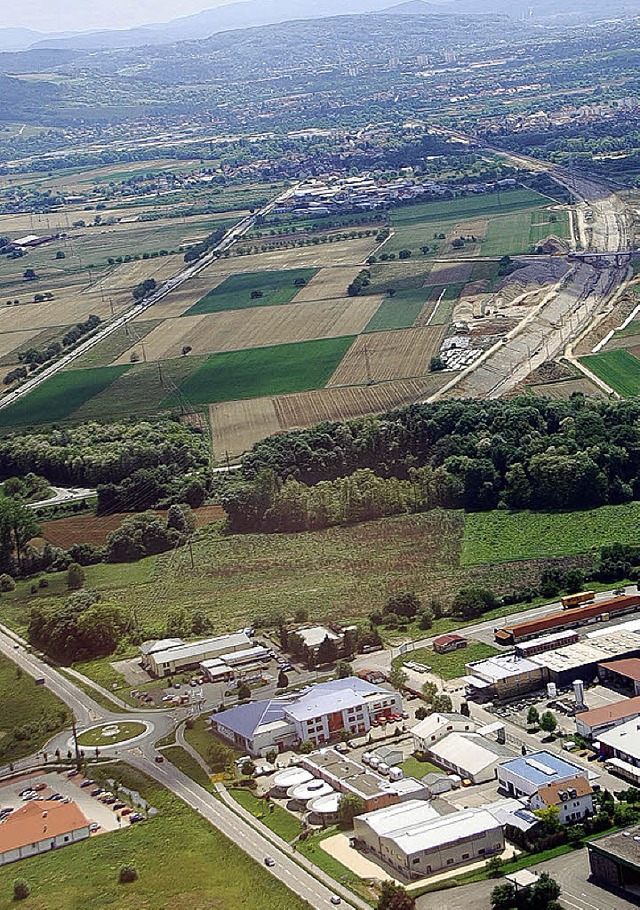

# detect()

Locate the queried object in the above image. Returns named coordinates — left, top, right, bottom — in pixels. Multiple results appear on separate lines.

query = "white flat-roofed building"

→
left=220, top=645, right=270, bottom=667
left=144, top=632, right=252, bottom=677
left=427, top=732, right=516, bottom=784
left=354, top=800, right=504, bottom=879
left=199, top=658, right=234, bottom=682
left=515, top=630, right=579, bottom=658
left=530, top=630, right=640, bottom=686
left=600, top=716, right=640, bottom=770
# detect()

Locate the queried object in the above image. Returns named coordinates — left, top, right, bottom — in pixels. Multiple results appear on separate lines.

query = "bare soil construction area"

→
left=116, top=297, right=383, bottom=362
left=327, top=325, right=447, bottom=385
left=209, top=375, right=448, bottom=456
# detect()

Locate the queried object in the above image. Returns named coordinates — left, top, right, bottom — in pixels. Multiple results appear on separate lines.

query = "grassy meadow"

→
left=0, top=652, right=70, bottom=764
left=462, top=502, right=640, bottom=566
left=185, top=268, right=318, bottom=316
left=162, top=336, right=356, bottom=405
left=581, top=349, right=640, bottom=397
left=0, top=763, right=312, bottom=910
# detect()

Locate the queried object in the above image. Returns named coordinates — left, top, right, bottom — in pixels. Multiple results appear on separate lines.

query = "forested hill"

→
left=222, top=397, right=640, bottom=533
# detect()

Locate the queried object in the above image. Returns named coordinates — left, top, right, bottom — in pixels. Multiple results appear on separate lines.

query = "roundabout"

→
left=76, top=720, right=151, bottom=749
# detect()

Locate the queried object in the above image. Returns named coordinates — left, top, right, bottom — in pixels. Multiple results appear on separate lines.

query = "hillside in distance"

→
left=4, top=0, right=636, bottom=52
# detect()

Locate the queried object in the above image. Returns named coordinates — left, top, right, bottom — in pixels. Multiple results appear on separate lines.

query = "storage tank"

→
left=573, top=679, right=586, bottom=710
left=290, top=779, right=334, bottom=804
left=389, top=767, right=404, bottom=782
left=377, top=762, right=390, bottom=776
left=270, top=768, right=313, bottom=797
left=547, top=682, right=557, bottom=699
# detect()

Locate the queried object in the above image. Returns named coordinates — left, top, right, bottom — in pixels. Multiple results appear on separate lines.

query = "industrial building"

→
left=588, top=825, right=640, bottom=898
left=497, top=751, right=593, bottom=799
left=515, top=630, right=579, bottom=658
left=575, top=696, right=640, bottom=740
left=494, top=594, right=640, bottom=645
left=353, top=800, right=505, bottom=879
left=142, top=632, right=253, bottom=677
left=464, top=654, right=545, bottom=700
left=210, top=677, right=402, bottom=756
left=598, top=658, right=640, bottom=695
left=599, top=717, right=640, bottom=779
left=426, top=731, right=516, bottom=784
left=293, top=625, right=343, bottom=658
left=531, top=629, right=640, bottom=687
left=529, top=776, right=594, bottom=823
left=300, top=748, right=427, bottom=811
left=412, top=713, right=475, bottom=751
left=0, top=802, right=90, bottom=866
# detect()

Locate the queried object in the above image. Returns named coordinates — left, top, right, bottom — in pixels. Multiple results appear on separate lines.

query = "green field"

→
left=77, top=721, right=147, bottom=747
left=0, top=652, right=70, bottom=764
left=0, top=365, right=131, bottom=428
left=482, top=209, right=569, bottom=256
left=71, top=356, right=207, bottom=422
left=581, top=349, right=640, bottom=397
left=386, top=188, right=550, bottom=255
left=363, top=288, right=428, bottom=332
left=399, top=641, right=500, bottom=679
left=0, top=763, right=311, bottom=910
left=162, top=337, right=355, bottom=406
left=400, top=756, right=442, bottom=778
left=462, top=502, right=640, bottom=566
left=615, top=319, right=640, bottom=338
left=184, top=268, right=318, bottom=316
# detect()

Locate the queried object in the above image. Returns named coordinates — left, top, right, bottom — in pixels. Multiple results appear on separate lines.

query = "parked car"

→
left=104, top=796, right=117, bottom=805
left=89, top=822, right=100, bottom=833
left=90, top=788, right=103, bottom=797
left=264, top=857, right=275, bottom=867
left=129, top=813, right=144, bottom=823
left=67, top=769, right=78, bottom=778
left=154, top=755, right=164, bottom=764
left=113, top=802, right=125, bottom=811
left=330, top=897, right=341, bottom=905
left=120, top=807, right=133, bottom=816
left=33, top=783, right=47, bottom=792
left=80, top=779, right=95, bottom=788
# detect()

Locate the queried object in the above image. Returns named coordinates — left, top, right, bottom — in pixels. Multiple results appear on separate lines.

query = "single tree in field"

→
left=67, top=562, right=85, bottom=590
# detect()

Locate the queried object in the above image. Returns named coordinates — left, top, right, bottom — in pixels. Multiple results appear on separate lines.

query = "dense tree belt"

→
left=225, top=397, right=640, bottom=532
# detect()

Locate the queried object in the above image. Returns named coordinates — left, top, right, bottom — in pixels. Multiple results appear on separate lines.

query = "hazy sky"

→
left=9, top=0, right=239, bottom=33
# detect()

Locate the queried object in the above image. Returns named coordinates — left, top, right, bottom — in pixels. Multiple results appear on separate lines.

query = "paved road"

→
left=27, top=486, right=97, bottom=510
left=0, top=623, right=361, bottom=910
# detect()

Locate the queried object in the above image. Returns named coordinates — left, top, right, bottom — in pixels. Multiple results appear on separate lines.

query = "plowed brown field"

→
left=327, top=325, right=447, bottom=386
left=209, top=375, right=448, bottom=456
left=42, top=504, right=225, bottom=548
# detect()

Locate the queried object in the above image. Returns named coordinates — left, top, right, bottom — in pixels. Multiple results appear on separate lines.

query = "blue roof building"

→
left=497, top=750, right=596, bottom=798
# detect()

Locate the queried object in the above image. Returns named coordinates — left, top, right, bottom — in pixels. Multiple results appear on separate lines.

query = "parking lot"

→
left=0, top=770, right=146, bottom=836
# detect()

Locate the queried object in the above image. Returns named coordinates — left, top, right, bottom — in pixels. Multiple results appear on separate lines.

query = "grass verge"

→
left=0, top=761, right=312, bottom=910
left=228, top=787, right=302, bottom=842
left=0, top=652, right=70, bottom=764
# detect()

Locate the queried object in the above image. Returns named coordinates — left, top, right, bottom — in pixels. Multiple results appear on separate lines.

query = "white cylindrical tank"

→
left=377, top=762, right=390, bottom=776
left=573, top=679, right=585, bottom=708
left=547, top=682, right=557, bottom=699
left=389, top=767, right=404, bottom=781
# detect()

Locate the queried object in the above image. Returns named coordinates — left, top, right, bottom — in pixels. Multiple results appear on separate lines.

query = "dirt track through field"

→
left=115, top=297, right=383, bottom=362
left=209, top=375, right=448, bottom=456
left=327, top=325, right=447, bottom=385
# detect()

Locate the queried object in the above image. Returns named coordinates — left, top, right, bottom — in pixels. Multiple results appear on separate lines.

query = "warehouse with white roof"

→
left=353, top=800, right=504, bottom=879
